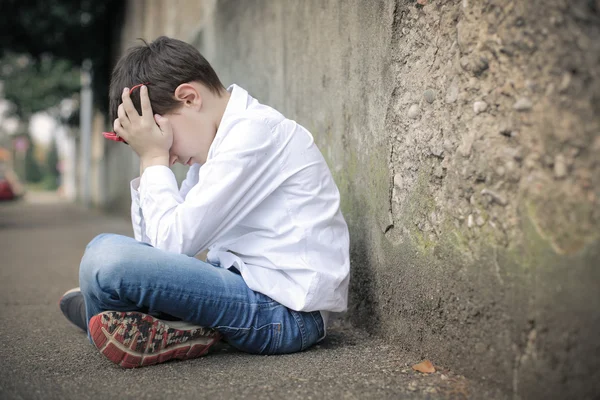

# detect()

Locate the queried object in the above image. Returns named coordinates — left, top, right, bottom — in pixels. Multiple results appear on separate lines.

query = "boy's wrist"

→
left=140, top=153, right=170, bottom=174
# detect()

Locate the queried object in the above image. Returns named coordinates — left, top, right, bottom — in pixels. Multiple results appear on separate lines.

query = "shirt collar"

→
left=208, top=84, right=250, bottom=159
left=222, top=84, right=249, bottom=120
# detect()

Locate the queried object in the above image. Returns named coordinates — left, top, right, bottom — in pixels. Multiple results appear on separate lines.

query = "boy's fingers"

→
left=154, top=114, right=172, bottom=136
left=140, top=85, right=153, bottom=117
left=113, top=118, right=125, bottom=136
left=114, top=119, right=130, bottom=143
left=117, top=104, right=129, bottom=126
left=121, top=88, right=139, bottom=121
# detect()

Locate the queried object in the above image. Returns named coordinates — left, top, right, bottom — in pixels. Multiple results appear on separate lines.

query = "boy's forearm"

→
left=140, top=154, right=170, bottom=176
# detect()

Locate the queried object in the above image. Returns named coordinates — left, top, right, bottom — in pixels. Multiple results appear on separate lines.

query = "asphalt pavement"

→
left=0, top=192, right=503, bottom=400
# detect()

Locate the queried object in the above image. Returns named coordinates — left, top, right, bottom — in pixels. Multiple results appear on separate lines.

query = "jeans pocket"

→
left=290, top=310, right=323, bottom=352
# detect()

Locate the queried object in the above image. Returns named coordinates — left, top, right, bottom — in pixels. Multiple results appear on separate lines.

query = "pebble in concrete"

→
left=446, top=79, right=459, bottom=104
left=559, top=72, right=572, bottom=92
left=423, top=89, right=436, bottom=103
left=408, top=104, right=420, bottom=119
left=394, top=173, right=403, bottom=188
left=554, top=154, right=567, bottom=178
left=481, top=188, right=508, bottom=206
left=473, top=101, right=488, bottom=114
left=430, top=143, right=444, bottom=158
left=513, top=97, right=533, bottom=111
left=476, top=215, right=486, bottom=226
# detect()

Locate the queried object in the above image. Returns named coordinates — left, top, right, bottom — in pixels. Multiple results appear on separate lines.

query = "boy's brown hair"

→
left=109, top=36, right=224, bottom=124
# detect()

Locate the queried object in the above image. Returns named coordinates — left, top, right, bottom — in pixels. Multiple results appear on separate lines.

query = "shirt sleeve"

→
left=130, top=163, right=202, bottom=242
left=138, top=119, right=285, bottom=256
left=179, top=163, right=201, bottom=199
left=130, top=177, right=150, bottom=243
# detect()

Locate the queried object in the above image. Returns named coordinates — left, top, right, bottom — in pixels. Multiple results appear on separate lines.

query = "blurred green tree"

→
left=0, top=0, right=122, bottom=187
left=0, top=0, right=122, bottom=119
left=24, top=136, right=43, bottom=183
left=1, top=53, right=80, bottom=119
left=45, top=137, right=60, bottom=189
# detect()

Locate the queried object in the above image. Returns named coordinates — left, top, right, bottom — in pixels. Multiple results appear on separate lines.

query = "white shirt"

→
left=130, top=84, right=350, bottom=331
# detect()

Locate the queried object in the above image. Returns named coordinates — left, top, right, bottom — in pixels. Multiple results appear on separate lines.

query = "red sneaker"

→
left=89, top=311, right=221, bottom=368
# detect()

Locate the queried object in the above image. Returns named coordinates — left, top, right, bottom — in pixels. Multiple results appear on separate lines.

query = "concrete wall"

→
left=97, top=0, right=600, bottom=398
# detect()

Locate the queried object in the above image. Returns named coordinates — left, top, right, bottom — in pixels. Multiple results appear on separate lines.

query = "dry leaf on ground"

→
left=412, top=359, right=436, bottom=373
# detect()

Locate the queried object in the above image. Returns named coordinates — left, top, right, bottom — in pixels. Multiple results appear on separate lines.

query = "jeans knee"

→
left=85, top=233, right=116, bottom=251
left=79, top=234, right=133, bottom=295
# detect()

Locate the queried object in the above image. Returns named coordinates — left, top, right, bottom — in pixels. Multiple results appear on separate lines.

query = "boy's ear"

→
left=174, top=83, right=202, bottom=109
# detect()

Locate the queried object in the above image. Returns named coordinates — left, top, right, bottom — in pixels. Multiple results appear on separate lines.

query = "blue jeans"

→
left=79, top=233, right=325, bottom=355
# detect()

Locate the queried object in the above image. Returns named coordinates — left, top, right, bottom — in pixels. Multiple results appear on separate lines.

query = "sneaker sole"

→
left=89, top=311, right=221, bottom=368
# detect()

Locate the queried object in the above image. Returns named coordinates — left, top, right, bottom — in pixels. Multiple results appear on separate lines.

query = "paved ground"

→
left=0, top=192, right=504, bottom=400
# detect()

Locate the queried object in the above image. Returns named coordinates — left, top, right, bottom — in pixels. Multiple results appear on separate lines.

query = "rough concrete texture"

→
left=95, top=0, right=600, bottom=398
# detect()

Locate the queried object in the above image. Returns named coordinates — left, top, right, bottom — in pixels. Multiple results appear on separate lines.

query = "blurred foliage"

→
left=0, top=0, right=123, bottom=120
left=45, top=138, right=60, bottom=190
left=1, top=54, right=80, bottom=119
left=11, top=133, right=61, bottom=187
left=24, top=137, right=44, bottom=183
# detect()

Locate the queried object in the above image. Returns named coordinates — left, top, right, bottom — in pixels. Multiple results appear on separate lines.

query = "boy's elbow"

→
left=152, top=228, right=198, bottom=257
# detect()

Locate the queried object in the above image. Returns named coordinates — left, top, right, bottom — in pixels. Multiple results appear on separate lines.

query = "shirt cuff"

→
left=139, top=165, right=179, bottom=204
left=130, top=177, right=141, bottom=197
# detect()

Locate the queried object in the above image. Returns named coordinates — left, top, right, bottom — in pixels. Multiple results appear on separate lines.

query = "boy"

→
left=59, top=36, right=350, bottom=368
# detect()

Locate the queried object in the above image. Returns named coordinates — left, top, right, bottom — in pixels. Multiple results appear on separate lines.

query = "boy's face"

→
left=161, top=82, right=227, bottom=167
left=164, top=103, right=217, bottom=166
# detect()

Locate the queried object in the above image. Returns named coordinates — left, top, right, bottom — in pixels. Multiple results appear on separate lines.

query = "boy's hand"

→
left=114, top=85, right=173, bottom=168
